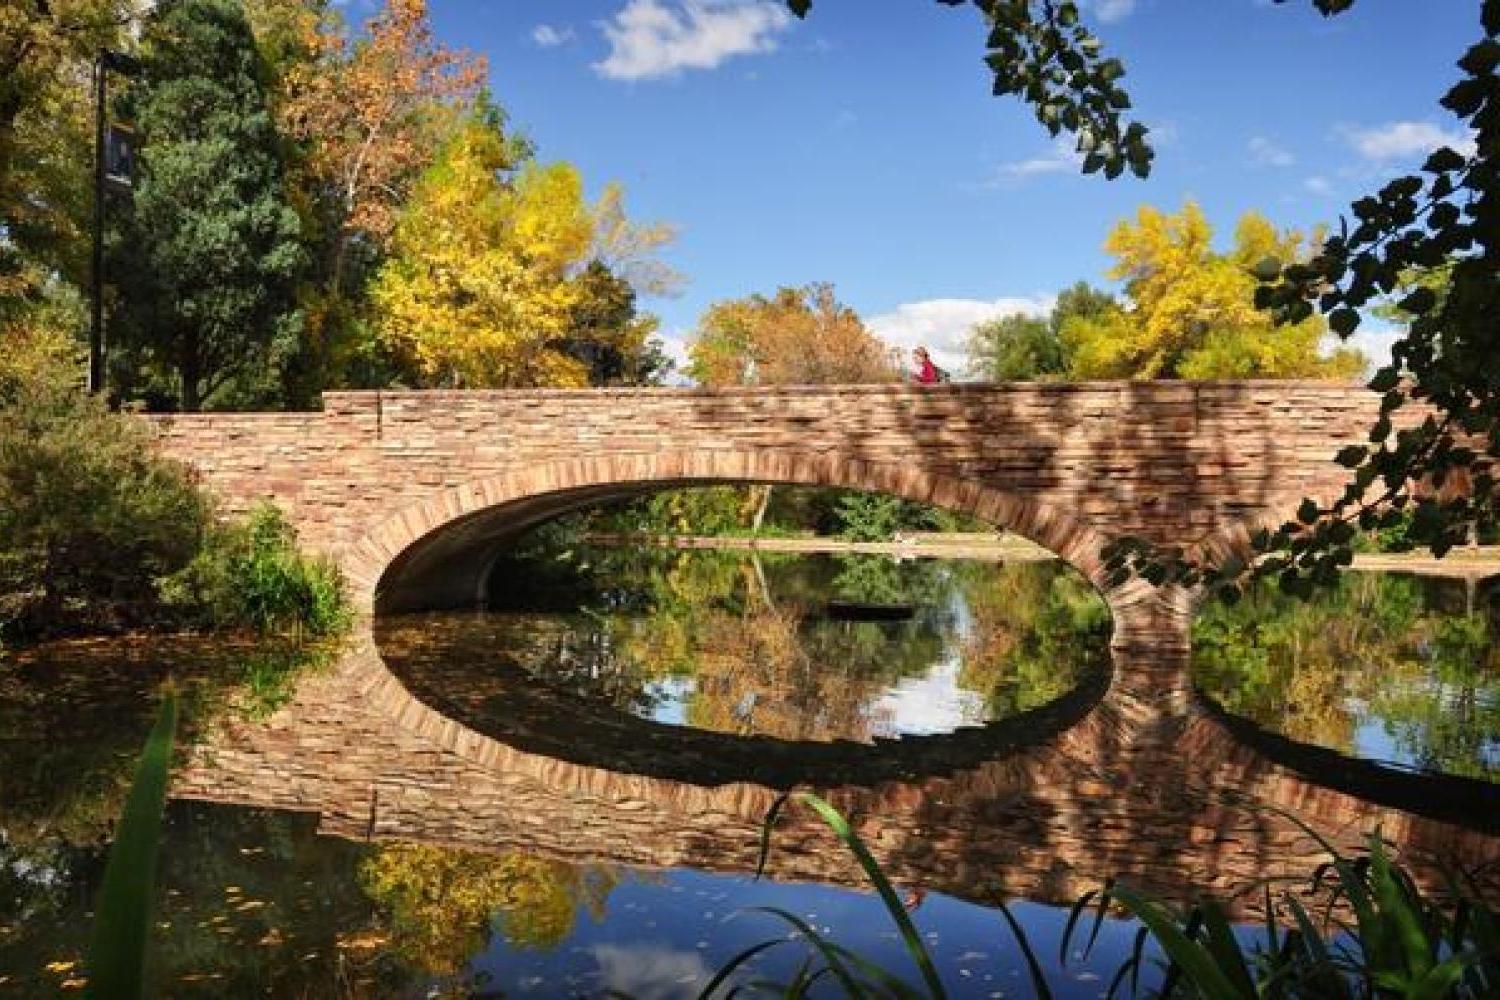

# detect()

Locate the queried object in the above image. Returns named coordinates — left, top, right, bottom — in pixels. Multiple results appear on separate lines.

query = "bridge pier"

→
left=1101, top=583, right=1195, bottom=734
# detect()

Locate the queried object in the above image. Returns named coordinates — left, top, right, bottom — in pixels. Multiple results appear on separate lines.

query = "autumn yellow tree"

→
left=686, top=285, right=898, bottom=528
left=688, top=284, right=899, bottom=387
left=279, top=0, right=485, bottom=294
left=371, top=123, right=587, bottom=387
left=370, top=119, right=675, bottom=389
left=1063, top=202, right=1366, bottom=380
left=358, top=843, right=615, bottom=975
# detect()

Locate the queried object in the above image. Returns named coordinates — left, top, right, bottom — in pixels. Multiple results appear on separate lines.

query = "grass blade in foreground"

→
left=85, top=691, right=179, bottom=1000
left=784, top=793, right=947, bottom=999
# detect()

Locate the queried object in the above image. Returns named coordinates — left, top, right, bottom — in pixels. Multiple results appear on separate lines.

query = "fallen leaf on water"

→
left=234, top=900, right=266, bottom=912
left=258, top=929, right=284, bottom=947
left=336, top=930, right=390, bottom=952
left=44, top=961, right=76, bottom=974
left=60, top=978, right=88, bottom=990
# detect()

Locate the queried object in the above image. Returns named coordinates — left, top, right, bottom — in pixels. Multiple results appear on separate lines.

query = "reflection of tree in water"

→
left=0, top=634, right=335, bottom=981
left=953, top=562, right=1112, bottom=717
left=357, top=843, right=616, bottom=978
left=1193, top=573, right=1500, bottom=780
left=619, top=553, right=953, bottom=741
left=491, top=549, right=965, bottom=741
left=482, top=548, right=1118, bottom=741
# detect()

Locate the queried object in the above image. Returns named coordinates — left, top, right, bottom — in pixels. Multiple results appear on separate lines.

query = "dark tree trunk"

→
left=181, top=333, right=202, bottom=411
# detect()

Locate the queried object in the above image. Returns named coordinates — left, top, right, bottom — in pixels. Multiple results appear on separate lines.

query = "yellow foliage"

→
left=1064, top=201, right=1365, bottom=380
left=371, top=120, right=676, bottom=388
left=358, top=842, right=612, bottom=974
left=688, top=284, right=899, bottom=387
left=0, top=301, right=83, bottom=399
left=371, top=125, right=593, bottom=387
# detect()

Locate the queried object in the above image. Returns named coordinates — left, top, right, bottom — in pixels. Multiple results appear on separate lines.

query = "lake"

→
left=2, top=546, right=1497, bottom=997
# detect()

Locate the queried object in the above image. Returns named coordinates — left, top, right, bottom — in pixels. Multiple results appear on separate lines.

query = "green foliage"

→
left=958, top=562, right=1111, bottom=716
left=1067, top=823, right=1499, bottom=999
left=834, top=492, right=909, bottom=542
left=85, top=691, right=177, bottom=1000
left=553, top=259, right=675, bottom=387
left=110, top=0, right=305, bottom=410
left=742, top=792, right=948, bottom=998
left=1193, top=573, right=1500, bottom=780
left=965, top=281, right=1114, bottom=381
left=0, top=375, right=210, bottom=641
left=161, top=503, right=348, bottom=637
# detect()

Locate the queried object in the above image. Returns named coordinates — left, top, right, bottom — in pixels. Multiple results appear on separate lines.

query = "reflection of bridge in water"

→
left=173, top=626, right=1500, bottom=920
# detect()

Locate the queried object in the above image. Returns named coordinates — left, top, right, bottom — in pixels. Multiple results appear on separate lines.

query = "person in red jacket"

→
left=911, top=346, right=939, bottom=385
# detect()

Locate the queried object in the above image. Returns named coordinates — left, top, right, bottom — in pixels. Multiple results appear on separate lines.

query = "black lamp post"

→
left=89, top=47, right=141, bottom=396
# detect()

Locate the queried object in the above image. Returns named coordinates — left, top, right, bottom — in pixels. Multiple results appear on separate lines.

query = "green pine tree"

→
left=112, top=0, right=303, bottom=411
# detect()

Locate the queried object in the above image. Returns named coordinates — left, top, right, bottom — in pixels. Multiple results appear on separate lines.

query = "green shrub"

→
left=0, top=378, right=211, bottom=641
left=162, top=503, right=349, bottom=637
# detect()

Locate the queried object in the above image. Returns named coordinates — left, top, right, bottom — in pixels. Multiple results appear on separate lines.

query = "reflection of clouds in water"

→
left=590, top=944, right=712, bottom=999
left=643, top=676, right=695, bottom=726
left=869, top=656, right=987, bottom=738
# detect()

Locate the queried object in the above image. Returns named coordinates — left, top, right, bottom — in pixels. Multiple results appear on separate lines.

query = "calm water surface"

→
left=2, top=548, right=1498, bottom=997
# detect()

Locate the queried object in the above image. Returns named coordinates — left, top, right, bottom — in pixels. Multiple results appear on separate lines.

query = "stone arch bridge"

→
left=152, top=380, right=1388, bottom=682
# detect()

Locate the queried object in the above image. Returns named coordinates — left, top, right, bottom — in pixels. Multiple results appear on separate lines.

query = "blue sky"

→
left=423, top=0, right=1479, bottom=374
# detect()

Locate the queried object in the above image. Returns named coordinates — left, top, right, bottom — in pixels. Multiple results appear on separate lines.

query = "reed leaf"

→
left=85, top=691, right=178, bottom=1000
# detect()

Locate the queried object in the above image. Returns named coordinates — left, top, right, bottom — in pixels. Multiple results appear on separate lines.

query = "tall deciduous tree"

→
left=965, top=281, right=1114, bottom=381
left=0, top=0, right=130, bottom=317
left=688, top=284, right=898, bottom=387
left=371, top=119, right=672, bottom=389
left=280, top=0, right=484, bottom=295
left=1062, top=202, right=1365, bottom=380
left=111, top=0, right=304, bottom=411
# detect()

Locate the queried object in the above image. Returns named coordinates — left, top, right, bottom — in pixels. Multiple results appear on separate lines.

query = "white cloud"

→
left=592, top=944, right=712, bottom=1000
left=985, top=138, right=1082, bottom=185
left=1344, top=121, right=1476, bottom=162
left=1344, top=324, right=1401, bottom=375
left=1248, top=135, right=1294, bottom=167
left=1304, top=175, right=1333, bottom=196
left=866, top=296, right=1054, bottom=377
left=532, top=24, right=576, bottom=47
left=594, top=0, right=792, bottom=81
left=655, top=329, right=694, bottom=383
left=1086, top=0, right=1137, bottom=22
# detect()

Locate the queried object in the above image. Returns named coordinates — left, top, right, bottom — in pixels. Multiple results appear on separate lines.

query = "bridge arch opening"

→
left=351, top=449, right=1135, bottom=619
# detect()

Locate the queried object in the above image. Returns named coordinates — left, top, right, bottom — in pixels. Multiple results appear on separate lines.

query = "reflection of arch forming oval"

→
left=371, top=610, right=1114, bottom=791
